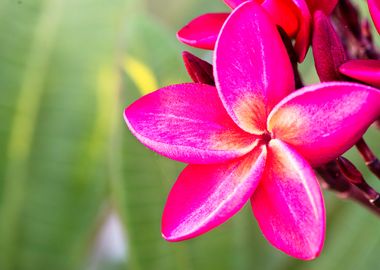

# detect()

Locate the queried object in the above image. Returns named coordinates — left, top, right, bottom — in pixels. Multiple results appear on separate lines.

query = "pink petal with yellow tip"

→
left=125, top=83, right=257, bottom=164
left=162, top=145, right=267, bottom=241
left=214, top=1, right=294, bottom=134
left=339, top=59, right=380, bottom=88
left=251, top=139, right=325, bottom=260
left=177, top=13, right=229, bottom=50
left=368, top=0, right=380, bottom=34
left=268, top=82, right=380, bottom=166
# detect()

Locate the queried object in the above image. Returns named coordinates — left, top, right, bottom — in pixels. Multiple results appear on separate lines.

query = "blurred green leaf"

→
left=0, top=0, right=131, bottom=269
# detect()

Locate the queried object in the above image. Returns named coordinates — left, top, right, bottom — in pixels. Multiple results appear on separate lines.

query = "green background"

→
left=0, top=0, right=379, bottom=269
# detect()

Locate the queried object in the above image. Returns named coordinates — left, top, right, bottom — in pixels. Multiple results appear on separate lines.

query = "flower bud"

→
left=312, top=11, right=347, bottom=82
left=337, top=156, right=380, bottom=207
left=182, top=51, right=214, bottom=85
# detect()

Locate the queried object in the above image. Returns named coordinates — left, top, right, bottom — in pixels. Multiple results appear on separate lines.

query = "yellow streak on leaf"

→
left=123, top=56, right=158, bottom=95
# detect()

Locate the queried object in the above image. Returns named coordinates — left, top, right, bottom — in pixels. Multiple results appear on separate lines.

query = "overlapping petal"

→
left=224, top=0, right=248, bottom=9
left=226, top=0, right=304, bottom=42
left=368, top=0, right=380, bottom=34
left=261, top=0, right=300, bottom=37
left=125, top=83, right=257, bottom=164
left=180, top=0, right=313, bottom=61
left=293, top=0, right=312, bottom=62
left=162, top=145, right=267, bottom=241
left=214, top=1, right=294, bottom=134
left=177, top=13, right=229, bottom=50
left=339, top=60, right=380, bottom=88
left=268, top=82, right=380, bottom=166
left=305, top=0, right=338, bottom=14
left=251, top=139, right=325, bottom=260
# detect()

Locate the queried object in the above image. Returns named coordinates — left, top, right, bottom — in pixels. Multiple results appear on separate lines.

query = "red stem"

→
left=317, top=161, right=380, bottom=215
left=356, top=138, right=380, bottom=179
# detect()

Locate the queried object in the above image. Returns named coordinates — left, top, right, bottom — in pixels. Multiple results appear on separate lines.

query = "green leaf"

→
left=0, top=1, right=131, bottom=269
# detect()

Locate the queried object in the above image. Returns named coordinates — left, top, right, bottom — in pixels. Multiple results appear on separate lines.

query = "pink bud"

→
left=312, top=11, right=347, bottom=82
left=182, top=51, right=214, bottom=85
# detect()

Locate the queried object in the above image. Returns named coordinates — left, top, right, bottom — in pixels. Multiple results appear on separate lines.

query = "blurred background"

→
left=0, top=0, right=379, bottom=269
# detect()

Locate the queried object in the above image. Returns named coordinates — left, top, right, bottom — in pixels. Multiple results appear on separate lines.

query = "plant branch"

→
left=317, top=161, right=380, bottom=215
left=356, top=138, right=380, bottom=179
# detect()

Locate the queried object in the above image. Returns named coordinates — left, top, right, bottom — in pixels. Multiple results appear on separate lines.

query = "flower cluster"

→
left=124, top=0, right=380, bottom=260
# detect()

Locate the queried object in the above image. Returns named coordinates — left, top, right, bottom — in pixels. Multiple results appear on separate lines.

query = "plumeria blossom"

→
left=177, top=0, right=337, bottom=62
left=124, top=2, right=380, bottom=260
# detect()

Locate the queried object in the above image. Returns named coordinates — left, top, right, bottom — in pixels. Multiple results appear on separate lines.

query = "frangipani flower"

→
left=177, top=0, right=337, bottom=62
left=124, top=2, right=380, bottom=260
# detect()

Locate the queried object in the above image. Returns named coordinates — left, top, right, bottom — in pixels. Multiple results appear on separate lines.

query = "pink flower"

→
left=177, top=0, right=337, bottom=62
left=124, top=2, right=380, bottom=259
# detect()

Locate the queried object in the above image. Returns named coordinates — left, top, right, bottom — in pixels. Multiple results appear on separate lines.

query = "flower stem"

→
left=337, top=156, right=380, bottom=206
left=356, top=138, right=380, bottom=179
left=317, top=161, right=380, bottom=215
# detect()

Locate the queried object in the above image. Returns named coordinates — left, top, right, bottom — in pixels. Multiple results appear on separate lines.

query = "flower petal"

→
left=125, top=83, right=257, bottom=164
left=224, top=0, right=249, bottom=9
left=261, top=0, right=300, bottom=38
left=162, top=145, right=267, bottom=241
left=177, top=13, right=229, bottom=50
left=214, top=1, right=294, bottom=134
left=268, top=82, right=380, bottom=166
left=339, top=59, right=380, bottom=88
left=312, top=11, right=347, bottom=81
left=293, top=0, right=312, bottom=62
left=368, top=0, right=380, bottom=34
left=251, top=139, right=325, bottom=260
left=305, top=0, right=338, bottom=14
